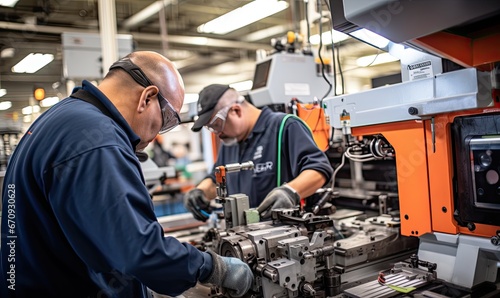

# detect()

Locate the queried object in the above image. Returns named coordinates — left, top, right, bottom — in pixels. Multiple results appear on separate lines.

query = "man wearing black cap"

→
left=184, top=84, right=333, bottom=220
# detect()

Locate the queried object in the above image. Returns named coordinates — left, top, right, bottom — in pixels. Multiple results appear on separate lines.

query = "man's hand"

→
left=184, top=188, right=212, bottom=221
left=202, top=250, right=253, bottom=297
left=256, top=185, right=300, bottom=219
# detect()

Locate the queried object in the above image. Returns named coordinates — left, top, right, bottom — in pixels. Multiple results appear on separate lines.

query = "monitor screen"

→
left=251, top=59, right=272, bottom=90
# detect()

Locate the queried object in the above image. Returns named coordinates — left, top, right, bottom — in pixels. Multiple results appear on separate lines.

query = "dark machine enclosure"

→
left=453, top=113, right=500, bottom=226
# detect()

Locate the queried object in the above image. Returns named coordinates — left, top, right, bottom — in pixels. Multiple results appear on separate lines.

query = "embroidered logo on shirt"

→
left=254, top=161, right=273, bottom=174
left=254, top=145, right=263, bottom=160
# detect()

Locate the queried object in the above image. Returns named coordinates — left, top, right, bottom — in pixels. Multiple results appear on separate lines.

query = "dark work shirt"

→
left=0, top=80, right=212, bottom=298
left=208, top=107, right=333, bottom=207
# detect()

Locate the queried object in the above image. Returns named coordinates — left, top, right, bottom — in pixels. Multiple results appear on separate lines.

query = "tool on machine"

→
left=311, top=188, right=338, bottom=215
left=214, top=161, right=255, bottom=229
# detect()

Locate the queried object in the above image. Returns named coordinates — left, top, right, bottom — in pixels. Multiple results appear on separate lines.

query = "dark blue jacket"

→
left=208, top=107, right=333, bottom=207
left=0, top=81, right=212, bottom=297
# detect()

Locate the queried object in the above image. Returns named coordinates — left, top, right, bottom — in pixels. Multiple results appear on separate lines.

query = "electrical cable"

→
left=335, top=40, right=344, bottom=94
left=330, top=150, right=346, bottom=190
left=324, top=0, right=337, bottom=96
left=324, top=0, right=345, bottom=94
left=337, top=50, right=382, bottom=74
left=317, top=0, right=332, bottom=101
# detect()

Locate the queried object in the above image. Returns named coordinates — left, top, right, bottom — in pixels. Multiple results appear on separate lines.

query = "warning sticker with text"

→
left=408, top=60, right=433, bottom=81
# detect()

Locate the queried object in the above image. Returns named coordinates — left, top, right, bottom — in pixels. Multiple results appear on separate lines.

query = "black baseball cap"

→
left=191, top=84, right=230, bottom=132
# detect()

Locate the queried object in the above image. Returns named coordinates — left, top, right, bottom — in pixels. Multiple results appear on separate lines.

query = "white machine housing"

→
left=249, top=52, right=333, bottom=107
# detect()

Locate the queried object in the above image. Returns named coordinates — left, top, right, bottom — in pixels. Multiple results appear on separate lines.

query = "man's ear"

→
left=137, top=86, right=158, bottom=113
left=232, top=104, right=243, bottom=117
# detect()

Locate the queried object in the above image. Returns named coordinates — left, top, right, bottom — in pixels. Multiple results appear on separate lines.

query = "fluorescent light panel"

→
left=350, top=28, right=390, bottom=49
left=22, top=105, right=41, bottom=115
left=356, top=52, right=399, bottom=67
left=197, top=0, right=289, bottom=35
left=39, top=96, right=60, bottom=107
left=0, top=0, right=18, bottom=7
left=12, top=53, right=54, bottom=74
left=122, top=0, right=174, bottom=29
left=230, top=80, right=253, bottom=92
left=309, top=30, right=349, bottom=45
left=0, top=88, right=6, bottom=97
left=0, top=101, right=11, bottom=110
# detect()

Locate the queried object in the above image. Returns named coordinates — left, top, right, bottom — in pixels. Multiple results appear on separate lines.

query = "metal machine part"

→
left=343, top=255, right=437, bottom=298
left=334, top=215, right=418, bottom=270
left=215, top=161, right=254, bottom=200
left=324, top=68, right=492, bottom=129
left=213, top=209, right=340, bottom=298
left=221, top=193, right=250, bottom=229
left=211, top=209, right=418, bottom=298
left=418, top=232, right=500, bottom=290
left=214, top=161, right=255, bottom=229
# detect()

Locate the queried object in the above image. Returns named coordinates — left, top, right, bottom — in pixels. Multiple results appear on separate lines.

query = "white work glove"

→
left=202, top=250, right=253, bottom=297
left=256, top=184, right=300, bottom=219
left=184, top=188, right=212, bottom=221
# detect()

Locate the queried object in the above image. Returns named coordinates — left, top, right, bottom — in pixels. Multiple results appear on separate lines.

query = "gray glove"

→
left=257, top=184, right=300, bottom=219
left=184, top=188, right=212, bottom=221
left=202, top=250, right=253, bottom=297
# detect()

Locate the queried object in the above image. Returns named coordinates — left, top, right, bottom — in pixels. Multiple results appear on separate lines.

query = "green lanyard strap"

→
left=277, top=114, right=312, bottom=187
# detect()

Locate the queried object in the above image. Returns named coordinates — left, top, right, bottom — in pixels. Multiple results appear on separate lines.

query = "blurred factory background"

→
left=0, top=0, right=400, bottom=124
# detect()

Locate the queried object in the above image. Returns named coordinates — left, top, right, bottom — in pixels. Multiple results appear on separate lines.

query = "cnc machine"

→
left=173, top=2, right=500, bottom=297
left=323, top=0, right=500, bottom=296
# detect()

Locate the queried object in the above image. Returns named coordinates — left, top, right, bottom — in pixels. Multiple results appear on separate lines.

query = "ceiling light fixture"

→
left=12, top=53, right=54, bottom=74
left=0, top=101, right=11, bottom=110
left=350, top=28, right=391, bottom=49
left=309, top=30, right=350, bottom=45
left=0, top=0, right=18, bottom=7
left=40, top=97, right=60, bottom=108
left=22, top=105, right=41, bottom=115
left=230, top=80, right=253, bottom=92
left=121, top=0, right=174, bottom=29
left=197, top=0, right=289, bottom=35
left=356, top=52, right=399, bottom=67
left=0, top=88, right=6, bottom=97
left=0, top=47, right=15, bottom=58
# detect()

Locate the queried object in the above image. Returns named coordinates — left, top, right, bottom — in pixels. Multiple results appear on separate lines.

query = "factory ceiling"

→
left=0, top=0, right=400, bottom=123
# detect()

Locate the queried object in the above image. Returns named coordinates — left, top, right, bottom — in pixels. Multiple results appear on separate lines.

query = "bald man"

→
left=0, top=52, right=252, bottom=298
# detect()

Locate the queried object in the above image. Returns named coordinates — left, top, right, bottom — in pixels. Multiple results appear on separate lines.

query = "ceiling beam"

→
left=0, top=21, right=271, bottom=51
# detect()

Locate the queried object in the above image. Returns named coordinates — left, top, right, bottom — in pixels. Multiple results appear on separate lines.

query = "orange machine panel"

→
left=296, top=103, right=331, bottom=151
left=414, top=31, right=500, bottom=71
left=353, top=120, right=432, bottom=237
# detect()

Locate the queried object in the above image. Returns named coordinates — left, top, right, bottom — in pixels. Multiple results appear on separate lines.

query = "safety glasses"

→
left=109, top=57, right=181, bottom=134
left=206, top=96, right=244, bottom=134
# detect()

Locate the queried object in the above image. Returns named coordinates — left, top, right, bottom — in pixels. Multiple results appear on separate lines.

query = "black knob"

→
left=408, top=107, right=419, bottom=115
left=467, top=222, right=476, bottom=231
left=491, top=236, right=499, bottom=246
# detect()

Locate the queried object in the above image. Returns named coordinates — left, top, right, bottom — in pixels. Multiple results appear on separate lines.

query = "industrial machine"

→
left=321, top=0, right=500, bottom=296
left=195, top=162, right=418, bottom=298
left=211, top=208, right=418, bottom=298
left=176, top=2, right=500, bottom=297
